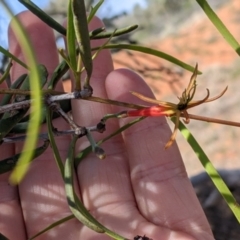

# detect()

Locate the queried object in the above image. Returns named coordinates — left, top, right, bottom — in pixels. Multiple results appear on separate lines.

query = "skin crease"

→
left=0, top=11, right=215, bottom=240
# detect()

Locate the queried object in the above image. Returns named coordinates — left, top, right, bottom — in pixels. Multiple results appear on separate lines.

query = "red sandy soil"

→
left=113, top=0, right=240, bottom=98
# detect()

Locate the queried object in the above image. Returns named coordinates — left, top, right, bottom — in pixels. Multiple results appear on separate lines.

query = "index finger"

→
left=105, top=69, right=213, bottom=239
left=8, top=11, right=78, bottom=239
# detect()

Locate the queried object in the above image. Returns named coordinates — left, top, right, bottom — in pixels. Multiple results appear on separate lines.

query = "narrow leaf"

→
left=64, top=134, right=104, bottom=232
left=0, top=140, right=49, bottom=174
left=90, top=25, right=138, bottom=39
left=29, top=215, right=74, bottom=240
left=87, top=0, right=104, bottom=23
left=0, top=60, right=12, bottom=84
left=94, top=44, right=201, bottom=74
left=9, top=99, right=72, bottom=134
left=0, top=45, right=28, bottom=69
left=65, top=134, right=127, bottom=239
left=0, top=73, right=27, bottom=106
left=0, top=65, right=46, bottom=141
left=67, top=0, right=77, bottom=71
left=47, top=60, right=69, bottom=90
left=0, top=108, right=29, bottom=141
left=2, top=1, right=43, bottom=183
left=176, top=118, right=240, bottom=222
left=71, top=0, right=93, bottom=89
left=75, top=117, right=145, bottom=166
left=196, top=0, right=240, bottom=56
left=0, top=232, right=9, bottom=240
left=18, top=0, right=66, bottom=35
left=46, top=108, right=64, bottom=177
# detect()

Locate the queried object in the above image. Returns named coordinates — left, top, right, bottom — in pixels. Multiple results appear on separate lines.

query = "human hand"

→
left=0, top=11, right=214, bottom=240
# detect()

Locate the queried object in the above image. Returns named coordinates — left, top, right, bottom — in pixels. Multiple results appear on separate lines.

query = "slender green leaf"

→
left=75, top=117, right=145, bottom=166
left=0, top=140, right=49, bottom=174
left=65, top=135, right=127, bottom=239
left=0, top=232, right=9, bottom=240
left=90, top=25, right=138, bottom=39
left=0, top=45, right=28, bottom=69
left=195, top=0, right=240, bottom=56
left=29, top=215, right=74, bottom=240
left=47, top=60, right=69, bottom=90
left=9, top=99, right=71, bottom=134
left=0, top=108, right=29, bottom=141
left=89, top=27, right=105, bottom=37
left=86, top=129, right=105, bottom=159
left=67, top=0, right=77, bottom=71
left=8, top=122, right=29, bottom=134
left=64, top=134, right=104, bottom=233
left=71, top=0, right=93, bottom=89
left=1, top=1, right=43, bottom=184
left=46, top=108, right=64, bottom=177
left=0, top=65, right=46, bottom=141
left=0, top=73, right=26, bottom=107
left=176, top=118, right=240, bottom=222
left=18, top=99, right=72, bottom=123
left=94, top=44, right=201, bottom=74
left=11, top=65, right=47, bottom=95
left=87, top=0, right=104, bottom=23
left=18, top=0, right=66, bottom=35
left=58, top=49, right=75, bottom=77
left=91, top=30, right=117, bottom=61
left=0, top=60, right=12, bottom=84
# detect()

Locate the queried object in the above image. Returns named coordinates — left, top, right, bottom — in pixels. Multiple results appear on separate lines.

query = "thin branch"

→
left=181, top=113, right=240, bottom=127
left=0, top=99, right=31, bottom=113
left=2, top=126, right=101, bottom=144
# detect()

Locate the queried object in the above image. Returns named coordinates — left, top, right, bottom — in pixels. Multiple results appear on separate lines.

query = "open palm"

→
left=0, top=11, right=214, bottom=240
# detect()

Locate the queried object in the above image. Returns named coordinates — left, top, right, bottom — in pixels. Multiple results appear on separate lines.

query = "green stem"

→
left=176, top=118, right=240, bottom=223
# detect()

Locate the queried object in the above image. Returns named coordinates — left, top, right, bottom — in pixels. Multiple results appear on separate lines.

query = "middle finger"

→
left=72, top=17, right=140, bottom=239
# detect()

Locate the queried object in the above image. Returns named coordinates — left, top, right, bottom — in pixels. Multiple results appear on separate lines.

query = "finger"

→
left=0, top=74, right=25, bottom=239
left=71, top=16, right=114, bottom=136
left=8, top=11, right=80, bottom=239
left=70, top=18, right=145, bottom=239
left=0, top=145, right=24, bottom=239
left=105, top=68, right=213, bottom=239
left=9, top=11, right=60, bottom=89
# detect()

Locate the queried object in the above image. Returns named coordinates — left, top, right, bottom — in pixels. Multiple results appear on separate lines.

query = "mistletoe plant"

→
left=0, top=0, right=240, bottom=239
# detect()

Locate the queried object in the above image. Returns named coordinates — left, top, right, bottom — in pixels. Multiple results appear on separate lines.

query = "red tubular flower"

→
left=127, top=106, right=164, bottom=117
left=121, top=64, right=227, bottom=148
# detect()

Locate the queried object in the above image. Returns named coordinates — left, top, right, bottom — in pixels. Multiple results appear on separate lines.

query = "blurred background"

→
left=1, top=1, right=240, bottom=238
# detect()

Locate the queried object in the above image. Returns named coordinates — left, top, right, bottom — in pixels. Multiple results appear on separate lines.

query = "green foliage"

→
left=0, top=0, right=239, bottom=239
left=1, top=0, right=43, bottom=184
left=177, top=118, right=240, bottom=222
